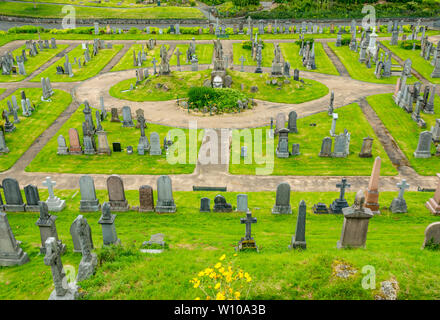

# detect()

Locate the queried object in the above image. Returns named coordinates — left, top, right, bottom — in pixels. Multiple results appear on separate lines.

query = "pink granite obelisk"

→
left=364, top=156, right=381, bottom=214
left=426, top=174, right=440, bottom=215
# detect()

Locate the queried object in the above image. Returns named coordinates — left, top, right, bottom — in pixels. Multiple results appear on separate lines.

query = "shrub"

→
left=294, top=38, right=314, bottom=46
left=187, top=87, right=250, bottom=113
left=242, top=40, right=264, bottom=50
left=232, top=0, right=259, bottom=6
left=400, top=40, right=421, bottom=50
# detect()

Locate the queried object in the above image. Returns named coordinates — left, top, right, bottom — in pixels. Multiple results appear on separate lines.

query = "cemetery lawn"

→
left=26, top=103, right=204, bottom=175
left=229, top=103, right=397, bottom=176
left=110, top=44, right=169, bottom=72
left=328, top=42, right=417, bottom=85
left=169, top=44, right=214, bottom=66
left=367, top=93, right=440, bottom=176
left=0, top=44, right=69, bottom=82
left=381, top=41, right=440, bottom=84
left=0, top=2, right=205, bottom=19
left=2, top=189, right=440, bottom=300
left=30, top=44, right=124, bottom=82
left=110, top=69, right=329, bottom=104
left=279, top=42, right=339, bottom=76
left=232, top=42, right=275, bottom=68
left=0, top=88, right=72, bottom=172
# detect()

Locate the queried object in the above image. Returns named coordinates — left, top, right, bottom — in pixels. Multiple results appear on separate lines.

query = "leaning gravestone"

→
left=0, top=212, right=30, bottom=266
left=272, top=182, right=292, bottom=214
left=213, top=195, right=233, bottom=212
left=98, top=202, right=121, bottom=246
left=75, top=215, right=98, bottom=282
left=139, top=185, right=154, bottom=212
left=359, top=137, right=373, bottom=158
left=24, top=184, right=40, bottom=212
left=2, top=178, right=26, bottom=212
left=155, top=175, right=176, bottom=213
left=70, top=215, right=93, bottom=253
left=107, top=175, right=129, bottom=211
left=79, top=175, right=101, bottom=212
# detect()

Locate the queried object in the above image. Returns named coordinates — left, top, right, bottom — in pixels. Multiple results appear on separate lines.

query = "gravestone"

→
left=0, top=130, right=9, bottom=154
left=97, top=131, right=111, bottom=155
left=319, top=137, right=332, bottom=157
left=275, top=113, right=285, bottom=135
left=107, top=175, right=129, bottom=211
left=35, top=201, right=66, bottom=254
left=337, top=190, right=374, bottom=249
left=276, top=128, right=290, bottom=158
left=237, top=211, right=258, bottom=251
left=24, top=184, right=40, bottom=212
left=288, top=111, right=298, bottom=133
left=426, top=173, right=440, bottom=215
left=141, top=233, right=167, bottom=253
left=330, top=113, right=338, bottom=136
left=289, top=200, right=307, bottom=249
left=122, top=106, right=134, bottom=127
left=0, top=212, right=30, bottom=266
left=149, top=132, right=162, bottom=155
left=155, top=175, right=176, bottom=213
left=43, top=177, right=66, bottom=212
left=359, top=137, right=373, bottom=158
left=110, top=108, right=120, bottom=122
left=272, top=182, right=292, bottom=214
left=139, top=185, right=154, bottom=212
left=291, top=143, right=300, bottom=156
left=414, top=131, right=432, bottom=158
left=44, top=237, right=78, bottom=300
left=236, top=194, right=248, bottom=212
left=2, top=178, right=26, bottom=212
left=199, top=197, right=211, bottom=212
left=113, top=142, right=121, bottom=152
left=364, top=156, right=381, bottom=214
left=422, top=222, right=440, bottom=248
left=329, top=178, right=350, bottom=213
left=75, top=215, right=98, bottom=282
left=57, top=135, right=69, bottom=155
left=213, top=194, right=232, bottom=212
left=68, top=128, right=83, bottom=155
left=390, top=179, right=409, bottom=213
left=98, top=202, right=121, bottom=246
left=79, top=175, right=101, bottom=212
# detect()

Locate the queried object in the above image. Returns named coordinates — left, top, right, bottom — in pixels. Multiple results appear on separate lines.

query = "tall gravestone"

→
left=98, top=202, right=121, bottom=246
left=287, top=111, right=298, bottom=133
left=2, top=178, right=26, bottom=212
left=272, top=182, right=292, bottom=214
left=426, top=173, right=440, bottom=215
left=122, top=106, right=134, bottom=127
left=68, top=128, right=83, bottom=155
left=75, top=215, right=98, bottom=282
left=289, top=200, right=307, bottom=249
left=36, top=201, right=66, bottom=254
left=0, top=212, right=30, bottom=266
left=364, top=156, right=381, bottom=214
left=107, top=175, right=129, bottom=211
left=79, top=175, right=101, bottom=212
left=155, top=175, right=176, bottom=213
left=139, top=185, right=154, bottom=212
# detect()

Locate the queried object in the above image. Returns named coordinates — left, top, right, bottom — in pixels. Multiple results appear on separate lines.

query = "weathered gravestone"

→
left=272, top=182, right=292, bottom=214
left=288, top=111, right=298, bottom=133
left=276, top=128, right=290, bottom=158
left=24, top=184, right=40, bottom=212
left=36, top=201, right=66, bottom=254
left=155, top=175, right=176, bottom=213
left=0, top=212, right=30, bottom=266
left=329, top=178, right=350, bottom=213
left=289, top=200, right=307, bottom=249
left=150, top=132, right=162, bottom=155
left=75, top=215, right=98, bottom=281
left=2, top=178, right=26, bottom=212
left=200, top=197, right=211, bottom=212
left=390, top=179, right=409, bottom=213
left=57, top=135, right=69, bottom=155
left=364, top=156, right=381, bottom=214
left=107, top=175, right=129, bottom=211
left=122, top=106, right=134, bottom=127
left=79, top=175, right=101, bottom=212
left=337, top=190, right=374, bottom=249
left=237, top=211, right=258, bottom=251
left=44, top=237, right=78, bottom=300
left=43, top=177, right=66, bottom=212
left=359, top=136, right=373, bottom=158
left=139, top=185, right=154, bottom=212
left=236, top=194, right=249, bottom=212
left=426, top=173, right=440, bottom=215
left=68, top=128, right=83, bottom=155
left=319, top=137, right=332, bottom=157
left=213, top=194, right=233, bottom=212
left=414, top=131, right=432, bottom=158
left=422, top=222, right=440, bottom=248
left=110, top=108, right=120, bottom=122
left=275, top=113, right=285, bottom=135
left=98, top=202, right=121, bottom=246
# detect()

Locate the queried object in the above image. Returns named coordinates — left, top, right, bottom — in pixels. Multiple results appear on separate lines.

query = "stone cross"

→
left=397, top=179, right=409, bottom=199
left=240, top=211, right=257, bottom=240
left=337, top=178, right=350, bottom=201
left=43, top=177, right=56, bottom=200
left=239, top=55, right=245, bottom=72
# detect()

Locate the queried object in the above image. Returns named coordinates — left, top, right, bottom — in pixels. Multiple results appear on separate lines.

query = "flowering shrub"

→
left=189, top=254, right=253, bottom=300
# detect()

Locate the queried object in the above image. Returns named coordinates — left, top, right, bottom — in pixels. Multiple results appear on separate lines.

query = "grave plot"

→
left=26, top=102, right=204, bottom=175
left=169, top=43, right=214, bottom=66
left=382, top=41, right=440, bottom=84
left=0, top=42, right=68, bottom=82
left=367, top=93, right=440, bottom=176
left=328, top=42, right=418, bottom=84
left=32, top=43, right=123, bottom=82
left=279, top=42, right=339, bottom=76
left=232, top=42, right=275, bottom=68
left=229, top=103, right=397, bottom=176
left=0, top=88, right=72, bottom=172
left=111, top=44, right=170, bottom=72
left=2, top=188, right=440, bottom=300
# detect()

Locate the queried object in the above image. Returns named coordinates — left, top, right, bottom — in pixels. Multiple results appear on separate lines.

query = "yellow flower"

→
left=198, top=271, right=204, bottom=277
left=214, top=283, right=221, bottom=290
left=209, top=272, right=216, bottom=279
left=193, top=279, right=200, bottom=288
left=216, top=292, right=226, bottom=300
left=246, top=277, right=252, bottom=282
left=215, top=262, right=222, bottom=269
left=206, top=296, right=211, bottom=300
left=229, top=288, right=233, bottom=294
left=234, top=253, right=238, bottom=257
left=195, top=297, right=200, bottom=300
left=219, top=254, right=226, bottom=261
left=219, top=267, right=225, bottom=273
left=234, top=291, right=241, bottom=299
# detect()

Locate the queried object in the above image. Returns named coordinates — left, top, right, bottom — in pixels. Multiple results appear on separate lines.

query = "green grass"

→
left=228, top=70, right=329, bottom=104
left=0, top=2, right=205, bottom=19
left=111, top=44, right=168, bottom=72
left=0, top=44, right=68, bottom=82
left=169, top=43, right=214, bottom=66
left=109, top=69, right=328, bottom=104
left=233, top=42, right=275, bottom=68
left=279, top=42, right=339, bottom=76
left=2, top=189, right=440, bottom=300
left=31, top=44, right=123, bottom=82
left=0, top=88, right=72, bottom=172
left=26, top=103, right=203, bottom=174
left=0, top=88, right=6, bottom=96
left=381, top=40, right=440, bottom=84
left=229, top=103, right=397, bottom=176
left=110, top=70, right=212, bottom=101
left=367, top=93, right=440, bottom=176
left=17, top=0, right=165, bottom=8
left=328, top=42, right=418, bottom=85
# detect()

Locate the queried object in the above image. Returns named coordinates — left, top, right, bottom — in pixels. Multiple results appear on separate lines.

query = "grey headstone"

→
left=155, top=175, right=176, bottom=213
left=272, top=182, right=292, bottom=214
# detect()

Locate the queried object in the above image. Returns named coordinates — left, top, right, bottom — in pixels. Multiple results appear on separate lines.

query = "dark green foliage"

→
left=400, top=40, right=421, bottom=50
left=424, top=238, right=440, bottom=251
left=232, top=0, right=259, bottom=6
left=294, top=38, right=315, bottom=46
left=187, top=87, right=250, bottom=113
left=242, top=40, right=265, bottom=50
left=97, top=244, right=141, bottom=266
